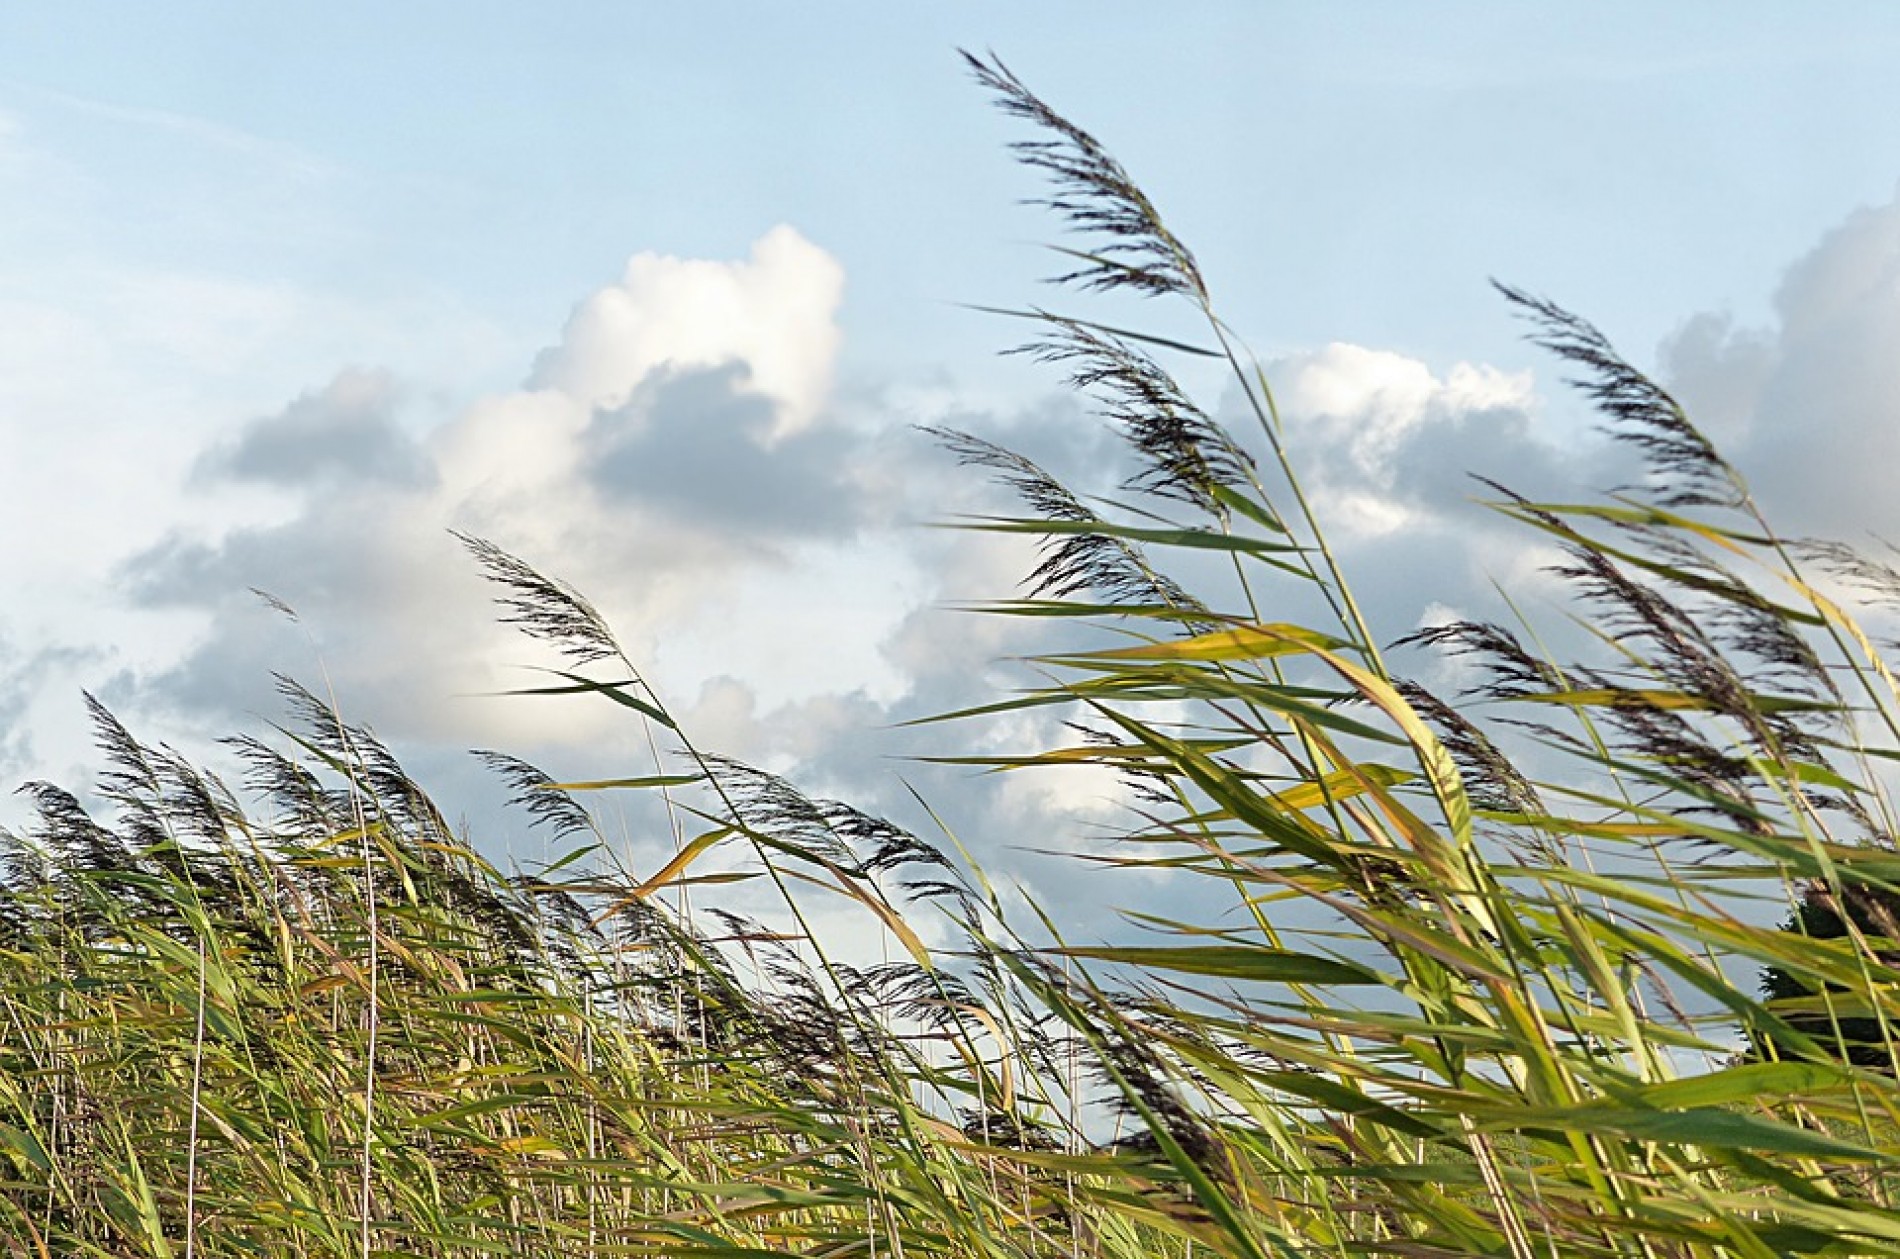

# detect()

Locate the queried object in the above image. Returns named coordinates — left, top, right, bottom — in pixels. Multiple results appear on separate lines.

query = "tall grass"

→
left=8, top=51, right=1900, bottom=1257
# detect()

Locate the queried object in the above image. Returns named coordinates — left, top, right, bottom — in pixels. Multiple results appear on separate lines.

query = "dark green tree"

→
left=1759, top=877, right=1900, bottom=1070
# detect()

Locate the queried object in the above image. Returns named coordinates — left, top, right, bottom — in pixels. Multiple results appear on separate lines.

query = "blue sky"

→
left=12, top=6, right=1900, bottom=377
left=5, top=7, right=1900, bottom=934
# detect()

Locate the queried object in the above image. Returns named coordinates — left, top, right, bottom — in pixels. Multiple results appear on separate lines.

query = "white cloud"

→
left=1279, top=344, right=1536, bottom=477
left=530, top=225, right=844, bottom=437
left=430, top=388, right=592, bottom=533
left=1272, top=343, right=1540, bottom=541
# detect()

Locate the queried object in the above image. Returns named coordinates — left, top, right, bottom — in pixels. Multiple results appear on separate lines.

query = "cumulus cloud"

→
left=1272, top=343, right=1558, bottom=538
left=1662, top=190, right=1900, bottom=541
left=114, top=229, right=861, bottom=754
left=1216, top=342, right=1606, bottom=645
left=530, top=225, right=844, bottom=438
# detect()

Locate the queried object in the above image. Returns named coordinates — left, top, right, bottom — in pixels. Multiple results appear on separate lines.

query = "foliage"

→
left=9, top=50, right=1900, bottom=1259
left=1760, top=880, right=1900, bottom=1071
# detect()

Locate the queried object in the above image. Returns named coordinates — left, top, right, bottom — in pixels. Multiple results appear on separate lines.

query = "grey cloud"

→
left=1656, top=312, right=1775, bottom=446
left=584, top=365, right=862, bottom=539
left=948, top=393, right=1123, bottom=499
left=901, top=358, right=1604, bottom=664
left=1777, top=197, right=1900, bottom=339
left=120, top=499, right=434, bottom=613
left=1337, top=391, right=1603, bottom=512
left=1663, top=193, right=1900, bottom=541
left=1415, top=402, right=1599, bottom=506
left=108, top=372, right=917, bottom=772
left=109, top=499, right=494, bottom=742
left=193, top=368, right=436, bottom=491
left=92, top=618, right=304, bottom=737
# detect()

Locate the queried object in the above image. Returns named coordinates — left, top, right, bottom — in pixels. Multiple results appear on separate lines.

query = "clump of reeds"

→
left=7, top=49, right=1900, bottom=1259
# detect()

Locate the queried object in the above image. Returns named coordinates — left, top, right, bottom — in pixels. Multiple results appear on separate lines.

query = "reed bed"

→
left=7, top=53, right=1900, bottom=1258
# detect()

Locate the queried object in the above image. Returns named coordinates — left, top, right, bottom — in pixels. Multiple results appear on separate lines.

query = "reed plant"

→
left=7, top=51, right=1900, bottom=1258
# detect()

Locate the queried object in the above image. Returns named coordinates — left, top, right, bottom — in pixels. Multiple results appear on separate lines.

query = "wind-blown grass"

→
left=8, top=50, right=1900, bottom=1258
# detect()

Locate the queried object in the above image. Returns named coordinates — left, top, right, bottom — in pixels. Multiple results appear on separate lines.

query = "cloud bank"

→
left=19, top=190, right=1900, bottom=944
left=71, top=223, right=1638, bottom=945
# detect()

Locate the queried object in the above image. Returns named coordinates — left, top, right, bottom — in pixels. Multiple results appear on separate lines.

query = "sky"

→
left=5, top=5, right=1900, bottom=943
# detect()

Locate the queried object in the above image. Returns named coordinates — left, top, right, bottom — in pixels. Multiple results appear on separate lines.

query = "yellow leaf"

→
left=616, top=827, right=733, bottom=904
left=1079, top=622, right=1347, bottom=663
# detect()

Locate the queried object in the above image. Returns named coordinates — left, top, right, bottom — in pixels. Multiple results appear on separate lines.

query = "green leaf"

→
left=958, top=515, right=1302, bottom=556
left=1477, top=1104, right=1885, bottom=1160
left=1623, top=1062, right=1858, bottom=1110
left=542, top=773, right=704, bottom=791
left=1051, top=944, right=1384, bottom=986
left=957, top=302, right=1224, bottom=357
left=499, top=670, right=675, bottom=727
